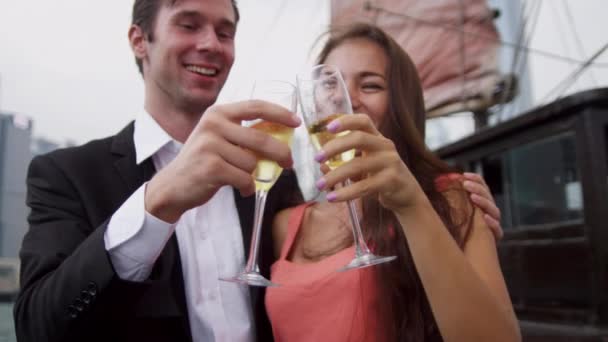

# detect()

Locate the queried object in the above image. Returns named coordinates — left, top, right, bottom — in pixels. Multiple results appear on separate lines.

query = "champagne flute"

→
left=220, top=80, right=296, bottom=287
left=296, top=64, right=397, bottom=271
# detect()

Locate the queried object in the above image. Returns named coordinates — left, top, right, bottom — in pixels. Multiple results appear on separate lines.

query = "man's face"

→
left=142, top=0, right=236, bottom=113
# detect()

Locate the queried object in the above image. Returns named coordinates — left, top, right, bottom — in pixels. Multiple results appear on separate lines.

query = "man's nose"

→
left=196, top=27, right=221, bottom=52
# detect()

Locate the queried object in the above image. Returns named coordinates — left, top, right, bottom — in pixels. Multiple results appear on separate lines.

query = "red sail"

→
left=331, top=0, right=511, bottom=118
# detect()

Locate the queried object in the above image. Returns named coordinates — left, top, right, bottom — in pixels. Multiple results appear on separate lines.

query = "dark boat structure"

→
left=331, top=1, right=608, bottom=340
left=435, top=87, right=608, bottom=341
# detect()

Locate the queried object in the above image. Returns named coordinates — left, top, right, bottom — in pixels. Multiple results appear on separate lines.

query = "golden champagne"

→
left=308, top=113, right=355, bottom=169
left=251, top=121, right=294, bottom=192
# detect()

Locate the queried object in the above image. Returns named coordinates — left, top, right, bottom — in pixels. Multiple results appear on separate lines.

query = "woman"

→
left=265, top=23, right=520, bottom=341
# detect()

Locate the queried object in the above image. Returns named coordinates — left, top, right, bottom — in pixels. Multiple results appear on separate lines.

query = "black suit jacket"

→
left=14, top=123, right=302, bottom=342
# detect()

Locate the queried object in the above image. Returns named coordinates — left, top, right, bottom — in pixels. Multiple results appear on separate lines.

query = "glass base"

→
left=337, top=254, right=397, bottom=272
left=219, top=272, right=280, bottom=287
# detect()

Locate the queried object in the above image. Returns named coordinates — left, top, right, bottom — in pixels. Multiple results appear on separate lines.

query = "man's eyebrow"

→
left=171, top=10, right=236, bottom=29
left=218, top=18, right=236, bottom=31
left=171, top=10, right=200, bottom=20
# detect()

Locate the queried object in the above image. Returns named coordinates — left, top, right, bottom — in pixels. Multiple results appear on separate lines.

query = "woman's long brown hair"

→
left=316, top=23, right=474, bottom=341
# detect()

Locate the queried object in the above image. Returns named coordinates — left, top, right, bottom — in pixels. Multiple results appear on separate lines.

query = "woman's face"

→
left=323, top=38, right=390, bottom=127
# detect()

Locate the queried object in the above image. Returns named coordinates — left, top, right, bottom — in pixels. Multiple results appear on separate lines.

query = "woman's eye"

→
left=322, top=79, right=337, bottom=89
left=362, top=84, right=383, bottom=91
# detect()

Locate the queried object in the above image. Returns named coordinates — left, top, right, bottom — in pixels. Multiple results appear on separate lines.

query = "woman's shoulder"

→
left=434, top=173, right=476, bottom=233
left=434, top=173, right=464, bottom=193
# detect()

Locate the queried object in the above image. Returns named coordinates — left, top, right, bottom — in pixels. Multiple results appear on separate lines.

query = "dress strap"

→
left=278, top=202, right=314, bottom=260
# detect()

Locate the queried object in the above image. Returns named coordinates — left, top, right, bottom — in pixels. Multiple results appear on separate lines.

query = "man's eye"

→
left=217, top=30, right=235, bottom=40
left=179, top=23, right=197, bottom=30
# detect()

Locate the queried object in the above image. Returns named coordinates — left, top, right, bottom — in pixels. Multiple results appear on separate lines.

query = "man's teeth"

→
left=186, top=65, right=218, bottom=76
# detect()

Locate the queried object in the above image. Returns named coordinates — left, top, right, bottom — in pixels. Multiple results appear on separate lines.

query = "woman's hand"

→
left=313, top=113, right=424, bottom=212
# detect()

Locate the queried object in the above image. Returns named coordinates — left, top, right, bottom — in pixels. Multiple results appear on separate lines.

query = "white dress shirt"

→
left=103, top=112, right=254, bottom=342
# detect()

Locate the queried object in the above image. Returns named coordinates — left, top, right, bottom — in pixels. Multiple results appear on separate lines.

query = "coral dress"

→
left=265, top=203, right=385, bottom=342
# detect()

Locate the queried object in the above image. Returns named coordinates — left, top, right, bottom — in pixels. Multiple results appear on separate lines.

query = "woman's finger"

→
left=315, top=130, right=394, bottom=166
left=315, top=153, right=394, bottom=191
left=326, top=113, right=381, bottom=136
left=325, top=167, right=394, bottom=203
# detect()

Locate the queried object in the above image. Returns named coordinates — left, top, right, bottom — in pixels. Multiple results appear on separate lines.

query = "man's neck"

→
left=145, top=106, right=201, bottom=143
left=143, top=94, right=208, bottom=144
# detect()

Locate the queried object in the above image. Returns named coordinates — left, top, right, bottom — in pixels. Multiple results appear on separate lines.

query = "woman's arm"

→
left=314, top=113, right=520, bottom=342
left=393, top=192, right=520, bottom=342
left=437, top=172, right=504, bottom=241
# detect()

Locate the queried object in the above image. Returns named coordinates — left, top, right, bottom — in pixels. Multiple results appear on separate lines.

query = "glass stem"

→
left=344, top=179, right=371, bottom=258
left=244, top=189, right=269, bottom=274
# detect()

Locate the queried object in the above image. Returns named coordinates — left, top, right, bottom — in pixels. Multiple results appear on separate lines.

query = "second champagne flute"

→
left=220, top=80, right=297, bottom=287
left=297, top=64, right=397, bottom=271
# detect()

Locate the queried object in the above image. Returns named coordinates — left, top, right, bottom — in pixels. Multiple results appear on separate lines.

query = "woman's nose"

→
left=350, top=91, right=362, bottom=111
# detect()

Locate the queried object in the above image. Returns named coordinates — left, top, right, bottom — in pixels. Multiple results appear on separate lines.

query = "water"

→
left=0, top=303, right=15, bottom=342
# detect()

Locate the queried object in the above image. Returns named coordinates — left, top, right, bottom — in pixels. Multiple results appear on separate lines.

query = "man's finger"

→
left=470, top=194, right=501, bottom=221
left=484, top=214, right=504, bottom=240
left=463, top=172, right=488, bottom=188
left=216, top=100, right=301, bottom=127
left=463, top=180, right=493, bottom=203
left=218, top=123, right=294, bottom=169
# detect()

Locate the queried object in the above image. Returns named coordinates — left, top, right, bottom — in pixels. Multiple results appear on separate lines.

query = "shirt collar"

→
left=134, top=111, right=182, bottom=164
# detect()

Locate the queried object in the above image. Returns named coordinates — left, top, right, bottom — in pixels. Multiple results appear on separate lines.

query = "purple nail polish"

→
left=326, top=192, right=337, bottom=202
left=315, top=178, right=326, bottom=190
left=327, top=120, right=340, bottom=133
left=314, top=151, right=326, bottom=162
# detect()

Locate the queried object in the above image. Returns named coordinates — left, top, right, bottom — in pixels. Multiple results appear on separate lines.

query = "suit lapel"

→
left=110, top=123, right=156, bottom=194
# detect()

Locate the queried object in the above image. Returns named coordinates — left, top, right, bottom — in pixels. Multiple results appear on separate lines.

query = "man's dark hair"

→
left=131, top=0, right=240, bottom=75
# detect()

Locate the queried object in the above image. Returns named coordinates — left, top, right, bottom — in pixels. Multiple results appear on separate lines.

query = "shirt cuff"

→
left=104, top=183, right=176, bottom=281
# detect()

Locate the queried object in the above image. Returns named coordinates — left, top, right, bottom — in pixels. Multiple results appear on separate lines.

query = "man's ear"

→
left=129, top=25, right=147, bottom=60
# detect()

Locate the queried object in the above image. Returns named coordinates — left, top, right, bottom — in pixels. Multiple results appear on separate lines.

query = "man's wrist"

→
left=144, top=176, right=183, bottom=223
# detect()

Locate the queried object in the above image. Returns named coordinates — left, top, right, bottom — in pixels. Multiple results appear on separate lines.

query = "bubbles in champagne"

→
left=307, top=113, right=355, bottom=169
left=251, top=121, right=294, bottom=191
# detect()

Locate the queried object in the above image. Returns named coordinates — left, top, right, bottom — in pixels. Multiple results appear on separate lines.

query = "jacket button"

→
left=87, top=281, right=98, bottom=296
left=73, top=298, right=84, bottom=312
left=68, top=305, right=78, bottom=319
left=81, top=290, right=92, bottom=304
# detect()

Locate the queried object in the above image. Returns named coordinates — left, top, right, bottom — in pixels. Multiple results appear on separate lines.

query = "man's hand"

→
left=462, top=172, right=503, bottom=240
left=145, top=100, right=301, bottom=223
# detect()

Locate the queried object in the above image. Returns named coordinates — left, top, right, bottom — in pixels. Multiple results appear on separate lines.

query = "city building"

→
left=0, top=112, right=32, bottom=258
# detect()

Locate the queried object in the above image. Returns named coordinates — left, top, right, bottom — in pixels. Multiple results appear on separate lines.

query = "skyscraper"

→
left=0, top=112, right=32, bottom=257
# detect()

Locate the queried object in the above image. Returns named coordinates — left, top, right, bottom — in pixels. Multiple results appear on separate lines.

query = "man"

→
left=13, top=0, right=301, bottom=341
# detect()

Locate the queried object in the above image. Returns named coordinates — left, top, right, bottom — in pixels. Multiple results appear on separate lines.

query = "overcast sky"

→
left=0, top=0, right=328, bottom=144
left=0, top=0, right=606, bottom=145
